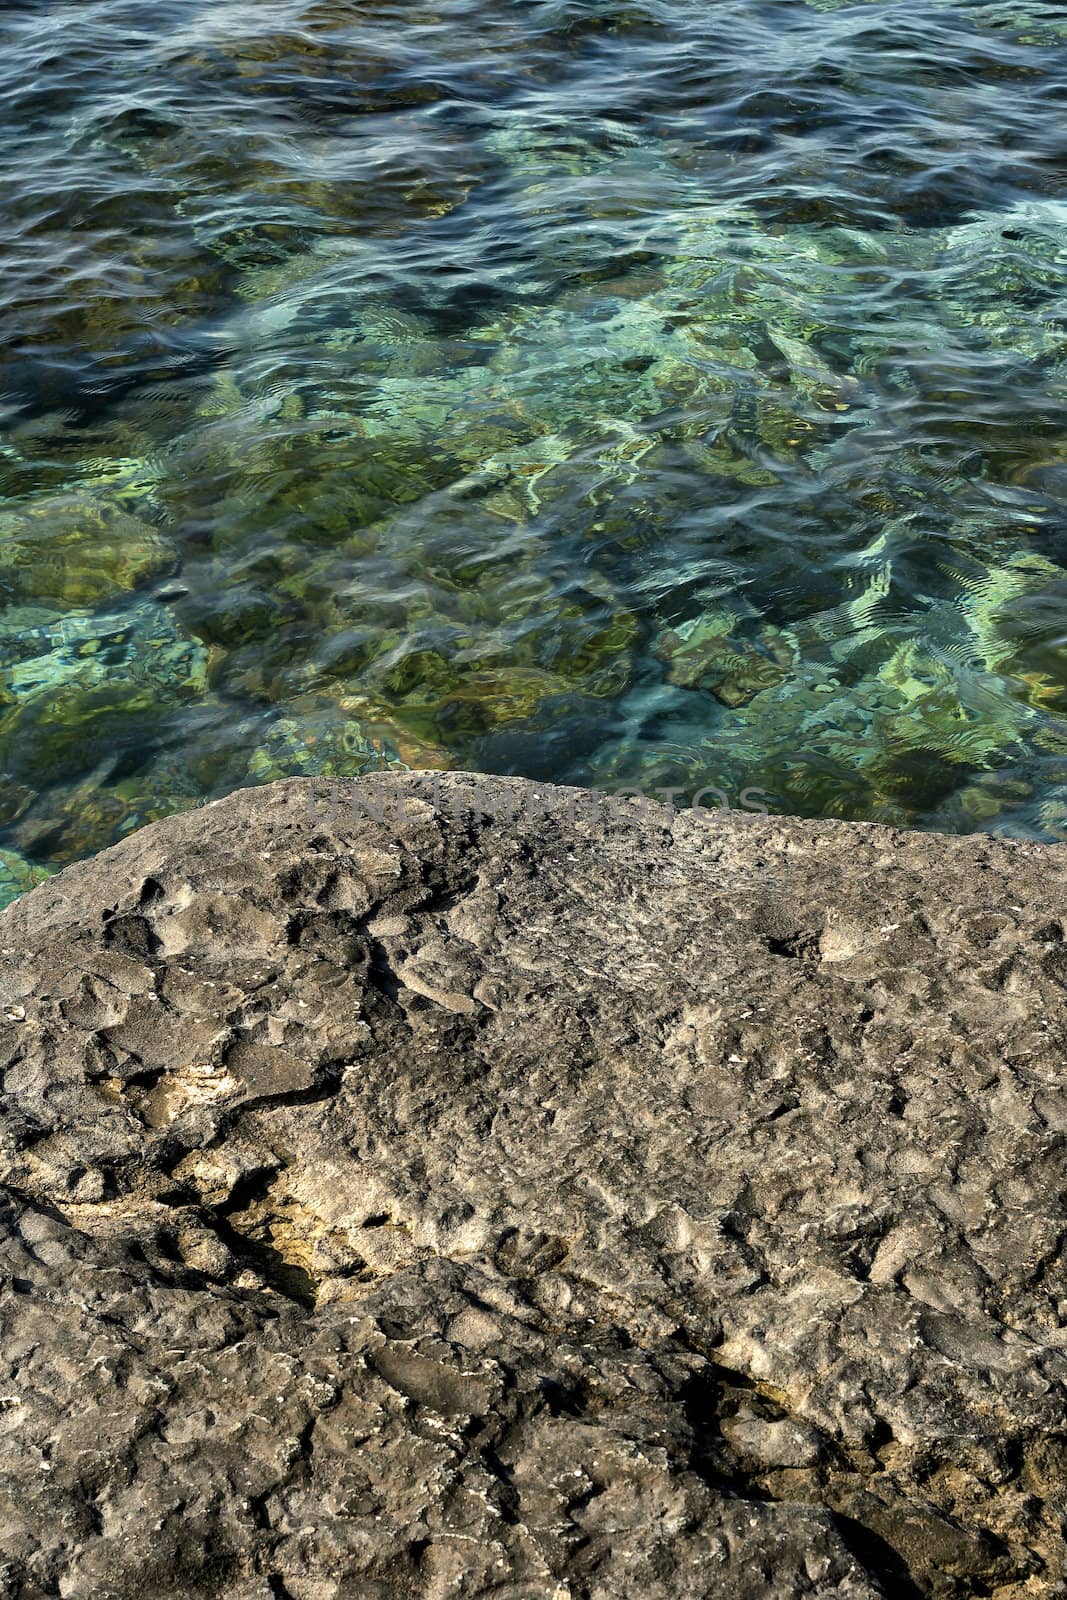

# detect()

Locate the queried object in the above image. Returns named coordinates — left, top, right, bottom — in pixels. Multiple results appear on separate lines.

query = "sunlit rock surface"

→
left=0, top=774, right=1065, bottom=1598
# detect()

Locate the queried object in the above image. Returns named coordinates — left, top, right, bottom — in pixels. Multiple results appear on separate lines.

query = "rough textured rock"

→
left=0, top=773, right=1065, bottom=1600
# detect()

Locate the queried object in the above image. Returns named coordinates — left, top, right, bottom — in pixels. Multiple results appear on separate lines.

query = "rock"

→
left=654, top=613, right=739, bottom=687
left=654, top=616, right=788, bottom=705
left=0, top=845, right=53, bottom=903
left=708, top=653, right=787, bottom=707
left=0, top=495, right=173, bottom=606
left=0, top=601, right=210, bottom=838
left=0, top=772, right=1065, bottom=1599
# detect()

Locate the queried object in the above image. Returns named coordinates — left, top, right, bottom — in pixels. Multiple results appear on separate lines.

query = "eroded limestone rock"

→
left=0, top=774, right=1064, bottom=1598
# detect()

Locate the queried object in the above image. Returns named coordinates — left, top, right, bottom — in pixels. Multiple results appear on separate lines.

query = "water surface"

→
left=4, top=0, right=1067, bottom=898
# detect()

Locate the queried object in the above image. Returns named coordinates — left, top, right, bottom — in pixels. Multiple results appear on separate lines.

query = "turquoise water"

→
left=4, top=0, right=1067, bottom=898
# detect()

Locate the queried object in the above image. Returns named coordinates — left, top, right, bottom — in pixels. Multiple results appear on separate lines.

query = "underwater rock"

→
left=7, top=742, right=208, bottom=873
left=241, top=698, right=405, bottom=785
left=1, top=773, right=1065, bottom=1598
left=0, top=599, right=208, bottom=805
left=0, top=495, right=174, bottom=607
left=0, top=845, right=53, bottom=902
left=654, top=612, right=738, bottom=687
left=655, top=615, right=788, bottom=705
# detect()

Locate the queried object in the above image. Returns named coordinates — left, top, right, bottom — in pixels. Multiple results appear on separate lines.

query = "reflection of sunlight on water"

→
left=2, top=0, right=1067, bottom=898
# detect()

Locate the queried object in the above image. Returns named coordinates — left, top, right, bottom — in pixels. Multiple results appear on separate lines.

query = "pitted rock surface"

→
left=0, top=773, right=1065, bottom=1599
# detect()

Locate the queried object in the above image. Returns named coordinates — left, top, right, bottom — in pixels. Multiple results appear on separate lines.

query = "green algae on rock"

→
left=0, top=496, right=174, bottom=607
left=0, top=845, right=54, bottom=902
left=0, top=601, right=208, bottom=866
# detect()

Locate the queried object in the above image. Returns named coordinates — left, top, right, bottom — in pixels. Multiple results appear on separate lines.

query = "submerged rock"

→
left=655, top=614, right=788, bottom=704
left=0, top=774, right=1065, bottom=1598
left=0, top=844, right=53, bottom=902
left=0, top=495, right=173, bottom=607
left=0, top=599, right=209, bottom=797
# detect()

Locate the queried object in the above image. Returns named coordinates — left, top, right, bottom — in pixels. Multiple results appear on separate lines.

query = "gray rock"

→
left=0, top=772, right=1065, bottom=1599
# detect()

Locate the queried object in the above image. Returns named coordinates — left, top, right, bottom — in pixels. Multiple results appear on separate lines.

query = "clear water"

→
left=4, top=0, right=1067, bottom=899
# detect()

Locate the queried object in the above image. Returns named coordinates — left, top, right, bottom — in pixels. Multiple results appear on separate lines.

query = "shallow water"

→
left=3, top=0, right=1067, bottom=897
